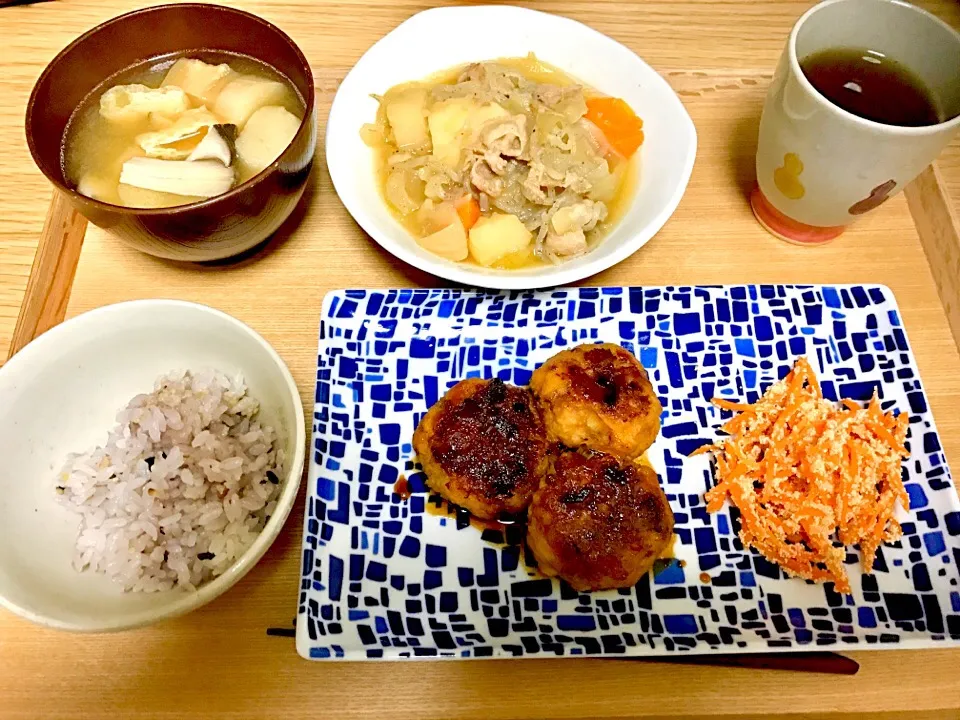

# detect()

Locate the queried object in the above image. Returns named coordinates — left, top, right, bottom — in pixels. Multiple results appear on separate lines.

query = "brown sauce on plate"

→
left=393, top=475, right=411, bottom=500
left=425, top=495, right=539, bottom=575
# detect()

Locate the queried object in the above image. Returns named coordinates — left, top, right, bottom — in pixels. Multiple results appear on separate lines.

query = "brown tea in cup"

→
left=800, top=47, right=942, bottom=127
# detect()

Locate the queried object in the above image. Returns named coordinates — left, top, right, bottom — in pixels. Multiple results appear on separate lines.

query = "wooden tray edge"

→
left=6, top=191, right=86, bottom=360
left=904, top=164, right=960, bottom=355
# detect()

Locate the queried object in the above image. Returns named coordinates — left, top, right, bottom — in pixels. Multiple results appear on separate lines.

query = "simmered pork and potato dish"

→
left=361, top=55, right=643, bottom=269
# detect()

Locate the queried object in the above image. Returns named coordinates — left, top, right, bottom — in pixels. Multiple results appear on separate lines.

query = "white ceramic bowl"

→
left=326, top=5, right=697, bottom=289
left=0, top=300, right=305, bottom=632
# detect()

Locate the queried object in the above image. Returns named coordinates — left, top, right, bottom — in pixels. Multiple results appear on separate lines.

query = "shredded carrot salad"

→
left=693, top=357, right=910, bottom=594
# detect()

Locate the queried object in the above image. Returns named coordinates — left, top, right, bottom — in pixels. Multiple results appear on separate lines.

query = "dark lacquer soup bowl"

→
left=26, top=3, right=316, bottom=262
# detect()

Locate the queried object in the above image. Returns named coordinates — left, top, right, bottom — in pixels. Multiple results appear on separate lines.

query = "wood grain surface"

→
left=2, top=2, right=960, bottom=719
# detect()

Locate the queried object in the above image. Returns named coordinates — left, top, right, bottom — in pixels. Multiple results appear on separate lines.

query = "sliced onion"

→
left=360, top=123, right=384, bottom=148
left=587, top=163, right=624, bottom=203
left=386, top=169, right=424, bottom=214
left=387, top=152, right=413, bottom=166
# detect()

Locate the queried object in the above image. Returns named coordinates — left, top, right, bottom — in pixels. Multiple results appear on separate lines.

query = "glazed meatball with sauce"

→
left=413, top=378, right=550, bottom=520
left=530, top=343, right=662, bottom=460
left=527, top=450, right=674, bottom=591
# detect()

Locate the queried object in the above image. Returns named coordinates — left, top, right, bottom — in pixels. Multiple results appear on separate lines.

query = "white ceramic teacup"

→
left=752, top=0, right=960, bottom=244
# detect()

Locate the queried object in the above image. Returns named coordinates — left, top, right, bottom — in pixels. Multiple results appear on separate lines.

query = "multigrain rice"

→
left=55, top=369, right=284, bottom=592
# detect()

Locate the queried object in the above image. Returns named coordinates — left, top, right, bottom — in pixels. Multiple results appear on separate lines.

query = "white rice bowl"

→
left=57, top=369, right=284, bottom=593
left=0, top=299, right=305, bottom=632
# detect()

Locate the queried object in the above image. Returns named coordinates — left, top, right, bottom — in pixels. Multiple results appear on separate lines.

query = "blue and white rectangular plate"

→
left=296, top=285, right=960, bottom=660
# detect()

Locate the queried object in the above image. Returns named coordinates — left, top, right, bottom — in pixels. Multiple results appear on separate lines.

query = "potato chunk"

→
left=468, top=213, right=532, bottom=266
left=418, top=220, right=468, bottom=261
left=467, top=102, right=509, bottom=138
left=428, top=99, right=472, bottom=168
left=384, top=87, right=429, bottom=150
left=235, top=106, right=302, bottom=176
left=426, top=100, right=509, bottom=168
left=213, top=75, right=290, bottom=128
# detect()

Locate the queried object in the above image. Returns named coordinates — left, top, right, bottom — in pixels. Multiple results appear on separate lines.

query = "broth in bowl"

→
left=361, top=55, right=641, bottom=269
left=63, top=51, right=306, bottom=208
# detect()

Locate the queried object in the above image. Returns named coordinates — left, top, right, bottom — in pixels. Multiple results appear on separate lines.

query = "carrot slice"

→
left=689, top=443, right=717, bottom=457
left=455, top=196, right=481, bottom=230
left=712, top=398, right=754, bottom=412
left=584, top=97, right=644, bottom=158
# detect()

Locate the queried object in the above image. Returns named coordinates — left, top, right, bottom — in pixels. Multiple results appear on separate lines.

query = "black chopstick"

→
left=0, top=0, right=56, bottom=7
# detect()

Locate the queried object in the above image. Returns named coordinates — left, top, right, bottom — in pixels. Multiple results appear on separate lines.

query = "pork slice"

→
left=521, top=165, right=550, bottom=205
left=535, top=84, right=582, bottom=108
left=544, top=228, right=588, bottom=258
left=543, top=199, right=608, bottom=259
left=535, top=84, right=564, bottom=107
left=470, top=158, right=504, bottom=197
left=480, top=115, right=528, bottom=158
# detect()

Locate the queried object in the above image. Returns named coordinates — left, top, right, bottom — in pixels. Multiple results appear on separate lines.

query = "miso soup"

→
left=62, top=51, right=306, bottom=208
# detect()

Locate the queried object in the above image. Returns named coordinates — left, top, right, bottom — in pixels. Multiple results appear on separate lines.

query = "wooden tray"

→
left=5, top=2, right=960, bottom=718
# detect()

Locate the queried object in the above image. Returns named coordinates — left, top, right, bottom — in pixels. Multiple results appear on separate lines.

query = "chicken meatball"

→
left=527, top=450, right=674, bottom=591
left=530, top=343, right=662, bottom=460
left=413, top=378, right=549, bottom=520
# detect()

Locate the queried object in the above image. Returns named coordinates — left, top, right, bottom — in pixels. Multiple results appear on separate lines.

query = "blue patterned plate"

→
left=296, top=286, right=960, bottom=660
